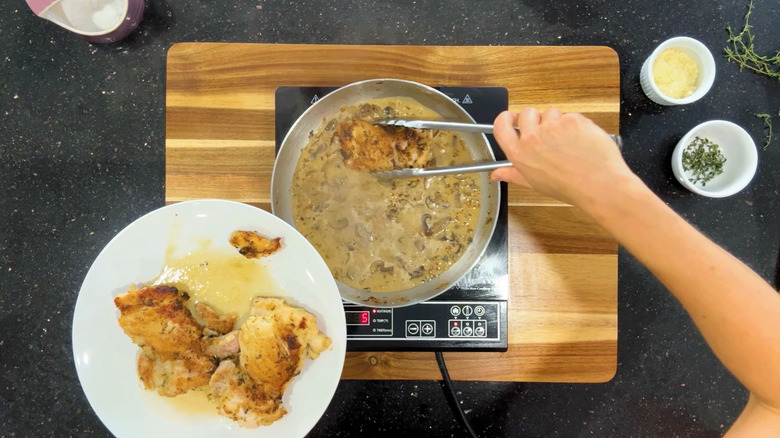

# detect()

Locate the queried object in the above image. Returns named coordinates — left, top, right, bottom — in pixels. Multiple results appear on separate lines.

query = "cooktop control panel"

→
left=344, top=301, right=507, bottom=352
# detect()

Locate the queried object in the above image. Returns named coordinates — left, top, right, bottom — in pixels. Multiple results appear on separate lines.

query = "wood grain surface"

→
left=165, top=43, right=619, bottom=382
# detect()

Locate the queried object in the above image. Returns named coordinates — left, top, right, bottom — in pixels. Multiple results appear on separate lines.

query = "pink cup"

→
left=25, top=0, right=144, bottom=44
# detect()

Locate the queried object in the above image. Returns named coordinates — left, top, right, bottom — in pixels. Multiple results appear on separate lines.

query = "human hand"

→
left=490, top=108, right=636, bottom=208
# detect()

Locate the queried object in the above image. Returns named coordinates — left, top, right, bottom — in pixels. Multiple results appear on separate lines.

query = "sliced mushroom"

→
left=385, top=207, right=398, bottom=221
left=422, top=214, right=433, bottom=234
left=329, top=216, right=349, bottom=230
left=422, top=214, right=451, bottom=237
left=407, top=266, right=425, bottom=279
left=425, top=193, right=450, bottom=210
left=357, top=103, right=383, bottom=119
left=450, top=243, right=463, bottom=255
left=441, top=230, right=457, bottom=241
left=370, top=260, right=394, bottom=274
left=396, top=257, right=417, bottom=278
left=355, top=223, right=374, bottom=241
left=452, top=183, right=463, bottom=207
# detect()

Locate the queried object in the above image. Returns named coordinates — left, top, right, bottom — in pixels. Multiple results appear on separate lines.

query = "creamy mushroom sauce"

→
left=291, top=97, right=482, bottom=293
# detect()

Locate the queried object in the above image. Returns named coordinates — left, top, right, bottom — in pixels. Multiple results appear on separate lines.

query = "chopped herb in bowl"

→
left=682, top=136, right=727, bottom=186
left=672, top=120, right=756, bottom=198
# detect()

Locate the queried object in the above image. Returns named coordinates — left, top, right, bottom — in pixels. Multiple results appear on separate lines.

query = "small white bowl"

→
left=640, top=36, right=716, bottom=105
left=671, top=120, right=757, bottom=197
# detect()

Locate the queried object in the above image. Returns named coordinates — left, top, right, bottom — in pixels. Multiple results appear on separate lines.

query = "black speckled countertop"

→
left=1, top=1, right=778, bottom=437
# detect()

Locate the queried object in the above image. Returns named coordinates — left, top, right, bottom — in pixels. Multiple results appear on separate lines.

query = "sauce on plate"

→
left=162, top=388, right=216, bottom=416
left=151, top=247, right=285, bottom=328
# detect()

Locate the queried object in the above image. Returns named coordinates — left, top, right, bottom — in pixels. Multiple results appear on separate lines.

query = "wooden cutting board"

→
left=165, top=43, right=619, bottom=383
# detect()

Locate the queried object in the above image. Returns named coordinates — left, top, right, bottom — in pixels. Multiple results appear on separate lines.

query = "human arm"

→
left=490, top=108, right=780, bottom=436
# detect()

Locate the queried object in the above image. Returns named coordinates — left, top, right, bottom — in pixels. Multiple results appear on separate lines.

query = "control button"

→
left=421, top=322, right=434, bottom=336
left=474, top=326, right=486, bottom=337
left=461, top=320, right=473, bottom=336
left=450, top=326, right=461, bottom=337
left=406, top=321, right=419, bottom=336
left=462, top=306, right=473, bottom=316
left=450, top=306, right=461, bottom=316
left=474, top=305, right=485, bottom=317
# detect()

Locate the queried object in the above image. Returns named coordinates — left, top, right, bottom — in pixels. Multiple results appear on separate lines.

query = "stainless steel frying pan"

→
left=271, top=79, right=500, bottom=307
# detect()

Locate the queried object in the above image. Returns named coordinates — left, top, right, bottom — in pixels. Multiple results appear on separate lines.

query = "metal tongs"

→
left=372, top=119, right=623, bottom=180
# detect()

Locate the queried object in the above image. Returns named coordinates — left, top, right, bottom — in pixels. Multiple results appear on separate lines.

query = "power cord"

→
left=436, top=351, right=479, bottom=438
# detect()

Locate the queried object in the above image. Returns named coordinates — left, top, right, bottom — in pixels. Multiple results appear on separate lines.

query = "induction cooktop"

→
left=275, top=85, right=509, bottom=352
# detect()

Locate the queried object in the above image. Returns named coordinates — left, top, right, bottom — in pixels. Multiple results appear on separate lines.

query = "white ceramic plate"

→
left=72, top=199, right=346, bottom=438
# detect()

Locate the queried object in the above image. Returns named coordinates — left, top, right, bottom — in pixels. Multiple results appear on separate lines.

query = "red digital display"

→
left=346, top=311, right=370, bottom=325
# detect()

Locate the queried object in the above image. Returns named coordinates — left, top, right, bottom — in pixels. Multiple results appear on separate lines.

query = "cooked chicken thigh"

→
left=239, top=298, right=331, bottom=398
left=115, top=285, right=330, bottom=428
left=337, top=119, right=432, bottom=171
left=135, top=346, right=214, bottom=397
left=114, top=285, right=216, bottom=396
left=206, top=297, right=331, bottom=427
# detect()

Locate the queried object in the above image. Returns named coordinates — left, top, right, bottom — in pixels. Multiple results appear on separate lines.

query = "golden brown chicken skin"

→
left=337, top=119, right=432, bottom=171
left=229, top=230, right=282, bottom=259
left=239, top=297, right=331, bottom=399
left=114, top=285, right=216, bottom=396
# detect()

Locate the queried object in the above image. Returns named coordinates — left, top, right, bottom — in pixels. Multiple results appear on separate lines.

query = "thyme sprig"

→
left=725, top=0, right=780, bottom=80
left=756, top=113, right=773, bottom=150
left=682, top=137, right=727, bottom=186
